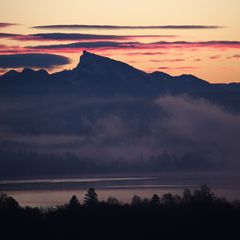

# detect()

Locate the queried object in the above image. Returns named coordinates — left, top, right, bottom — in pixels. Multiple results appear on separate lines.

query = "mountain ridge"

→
left=0, top=51, right=239, bottom=97
left=0, top=50, right=204, bottom=82
left=0, top=51, right=240, bottom=176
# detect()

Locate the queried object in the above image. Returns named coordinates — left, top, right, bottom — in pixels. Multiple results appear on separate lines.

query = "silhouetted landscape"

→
left=1, top=51, right=240, bottom=178
left=1, top=1, right=240, bottom=238
left=1, top=185, right=240, bottom=240
left=1, top=50, right=240, bottom=240
left=1, top=52, right=240, bottom=239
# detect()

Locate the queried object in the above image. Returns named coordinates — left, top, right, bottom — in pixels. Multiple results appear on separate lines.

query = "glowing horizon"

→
left=1, top=0, right=240, bottom=83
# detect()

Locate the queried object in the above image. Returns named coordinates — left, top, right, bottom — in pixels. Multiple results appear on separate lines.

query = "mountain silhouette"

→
left=1, top=50, right=239, bottom=97
left=0, top=51, right=232, bottom=97
left=0, top=51, right=240, bottom=176
left=1, top=50, right=240, bottom=116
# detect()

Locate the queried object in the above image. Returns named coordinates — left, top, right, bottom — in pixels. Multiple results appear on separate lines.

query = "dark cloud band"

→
left=26, top=40, right=240, bottom=51
left=0, top=53, right=71, bottom=69
left=0, top=33, right=22, bottom=38
left=32, top=24, right=222, bottom=30
left=0, top=23, right=18, bottom=28
left=27, top=41, right=138, bottom=50
left=0, top=32, right=177, bottom=41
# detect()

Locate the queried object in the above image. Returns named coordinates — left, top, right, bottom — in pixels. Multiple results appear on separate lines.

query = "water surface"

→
left=1, top=173, right=240, bottom=207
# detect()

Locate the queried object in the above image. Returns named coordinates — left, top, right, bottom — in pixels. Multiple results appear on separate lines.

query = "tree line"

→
left=0, top=150, right=213, bottom=178
left=1, top=185, right=240, bottom=240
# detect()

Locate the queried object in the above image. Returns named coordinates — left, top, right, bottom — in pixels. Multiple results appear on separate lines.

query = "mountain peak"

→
left=76, top=51, right=106, bottom=70
left=71, top=51, right=148, bottom=86
left=75, top=50, right=145, bottom=75
left=177, top=74, right=209, bottom=85
left=22, top=68, right=35, bottom=74
left=150, top=71, right=173, bottom=79
left=1, top=69, right=19, bottom=79
left=80, top=50, right=95, bottom=61
left=77, top=50, right=117, bottom=68
left=82, top=50, right=93, bottom=57
left=21, top=68, right=49, bottom=79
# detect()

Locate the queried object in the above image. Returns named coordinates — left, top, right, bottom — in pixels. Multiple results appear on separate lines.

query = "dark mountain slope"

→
left=1, top=50, right=230, bottom=97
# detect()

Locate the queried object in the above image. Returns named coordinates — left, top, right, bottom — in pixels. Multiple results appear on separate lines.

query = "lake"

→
left=1, top=173, right=240, bottom=207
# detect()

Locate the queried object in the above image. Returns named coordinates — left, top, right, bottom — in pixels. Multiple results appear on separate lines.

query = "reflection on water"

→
left=1, top=174, right=240, bottom=207
left=0, top=177, right=155, bottom=185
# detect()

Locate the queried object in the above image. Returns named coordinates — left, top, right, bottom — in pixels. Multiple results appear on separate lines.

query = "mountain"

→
left=0, top=51, right=239, bottom=134
left=1, top=50, right=240, bottom=109
left=1, top=51, right=239, bottom=96
left=0, top=50, right=239, bottom=136
left=0, top=51, right=240, bottom=176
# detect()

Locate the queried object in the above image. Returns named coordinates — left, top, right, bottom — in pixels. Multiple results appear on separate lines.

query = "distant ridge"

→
left=1, top=51, right=240, bottom=175
left=0, top=51, right=239, bottom=97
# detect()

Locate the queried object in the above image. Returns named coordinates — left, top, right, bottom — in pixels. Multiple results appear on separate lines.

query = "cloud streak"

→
left=0, top=23, right=18, bottom=28
left=150, top=59, right=185, bottom=63
left=0, top=32, right=177, bottom=42
left=33, top=24, right=222, bottom=30
left=0, top=33, right=22, bottom=38
left=227, top=54, right=240, bottom=59
left=125, top=51, right=167, bottom=56
left=25, top=40, right=240, bottom=53
left=158, top=66, right=198, bottom=70
left=26, top=41, right=140, bottom=52
left=209, top=55, right=222, bottom=60
left=0, top=53, right=71, bottom=69
left=152, top=41, right=240, bottom=49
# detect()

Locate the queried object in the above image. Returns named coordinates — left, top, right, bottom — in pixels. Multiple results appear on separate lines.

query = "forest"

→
left=0, top=150, right=212, bottom=178
left=1, top=185, right=240, bottom=240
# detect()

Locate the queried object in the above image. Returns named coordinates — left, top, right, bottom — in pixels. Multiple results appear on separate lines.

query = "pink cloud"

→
left=209, top=55, right=222, bottom=60
left=0, top=32, right=179, bottom=42
left=228, top=54, right=240, bottom=59
left=158, top=66, right=199, bottom=70
left=232, top=54, right=240, bottom=58
left=152, top=41, right=240, bottom=50
left=26, top=41, right=240, bottom=54
left=124, top=51, right=167, bottom=56
left=150, top=59, right=185, bottom=63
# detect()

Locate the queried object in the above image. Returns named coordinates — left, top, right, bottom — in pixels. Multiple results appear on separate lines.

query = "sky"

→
left=0, top=0, right=240, bottom=83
